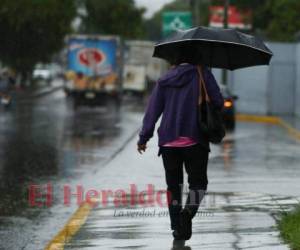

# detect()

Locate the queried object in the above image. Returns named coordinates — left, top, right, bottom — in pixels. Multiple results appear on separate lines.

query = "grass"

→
left=278, top=205, right=300, bottom=250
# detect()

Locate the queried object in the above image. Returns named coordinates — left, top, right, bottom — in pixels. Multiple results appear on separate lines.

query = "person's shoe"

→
left=172, top=238, right=185, bottom=249
left=179, top=208, right=192, bottom=240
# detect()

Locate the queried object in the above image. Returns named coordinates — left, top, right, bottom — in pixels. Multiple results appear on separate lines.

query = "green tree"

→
left=81, top=0, right=145, bottom=39
left=223, top=0, right=300, bottom=41
left=147, top=0, right=300, bottom=42
left=0, top=0, right=76, bottom=82
left=265, top=0, right=300, bottom=41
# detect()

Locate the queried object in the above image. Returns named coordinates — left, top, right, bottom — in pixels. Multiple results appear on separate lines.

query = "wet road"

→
left=0, top=90, right=300, bottom=250
left=0, top=90, right=143, bottom=250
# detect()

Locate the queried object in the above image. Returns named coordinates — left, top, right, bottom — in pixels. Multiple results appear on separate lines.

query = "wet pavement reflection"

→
left=0, top=91, right=143, bottom=249
left=1, top=90, right=300, bottom=249
left=64, top=191, right=299, bottom=250
left=63, top=119, right=300, bottom=250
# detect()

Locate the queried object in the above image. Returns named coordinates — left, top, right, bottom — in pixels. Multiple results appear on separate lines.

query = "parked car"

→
left=33, top=63, right=63, bottom=83
left=219, top=84, right=238, bottom=130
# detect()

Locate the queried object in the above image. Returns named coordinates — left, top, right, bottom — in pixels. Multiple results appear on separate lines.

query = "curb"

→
left=32, top=86, right=63, bottom=98
left=278, top=119, right=300, bottom=141
left=44, top=113, right=300, bottom=250
left=236, top=113, right=281, bottom=124
left=44, top=127, right=140, bottom=250
left=18, top=86, right=63, bottom=101
left=235, top=113, right=300, bottom=141
left=44, top=202, right=92, bottom=250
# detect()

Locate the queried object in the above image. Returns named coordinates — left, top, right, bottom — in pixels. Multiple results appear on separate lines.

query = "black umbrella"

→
left=153, top=26, right=273, bottom=70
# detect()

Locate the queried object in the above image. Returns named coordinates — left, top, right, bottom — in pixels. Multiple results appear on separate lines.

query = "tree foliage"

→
left=146, top=0, right=300, bottom=42
left=214, top=0, right=300, bottom=41
left=0, top=0, right=76, bottom=76
left=265, top=0, right=300, bottom=41
left=81, top=0, right=145, bottom=39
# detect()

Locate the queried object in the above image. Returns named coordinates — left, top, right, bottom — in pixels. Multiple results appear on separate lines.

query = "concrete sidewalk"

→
left=46, top=120, right=300, bottom=250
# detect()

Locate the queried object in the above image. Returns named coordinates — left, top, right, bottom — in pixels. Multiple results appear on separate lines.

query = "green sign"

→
left=162, top=11, right=192, bottom=37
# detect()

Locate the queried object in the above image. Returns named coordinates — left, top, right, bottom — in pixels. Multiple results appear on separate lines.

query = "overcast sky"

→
left=135, top=0, right=174, bottom=18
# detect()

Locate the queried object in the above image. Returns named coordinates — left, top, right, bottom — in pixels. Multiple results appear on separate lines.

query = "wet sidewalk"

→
left=64, top=192, right=298, bottom=250
left=49, top=121, right=300, bottom=250
left=280, top=115, right=300, bottom=130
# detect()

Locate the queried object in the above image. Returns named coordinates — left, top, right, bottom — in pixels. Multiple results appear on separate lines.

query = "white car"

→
left=33, top=63, right=63, bottom=82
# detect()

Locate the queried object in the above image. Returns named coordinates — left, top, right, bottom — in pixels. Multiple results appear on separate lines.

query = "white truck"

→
left=123, top=40, right=166, bottom=96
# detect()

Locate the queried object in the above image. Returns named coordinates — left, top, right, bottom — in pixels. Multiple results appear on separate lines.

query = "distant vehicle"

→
left=64, top=35, right=122, bottom=108
left=0, top=94, right=11, bottom=107
left=33, top=65, right=52, bottom=81
left=33, top=63, right=62, bottom=83
left=123, top=64, right=147, bottom=96
left=123, top=40, right=166, bottom=96
left=220, top=84, right=238, bottom=130
left=0, top=69, right=13, bottom=107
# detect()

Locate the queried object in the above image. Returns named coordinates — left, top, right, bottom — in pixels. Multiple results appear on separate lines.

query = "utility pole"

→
left=195, top=0, right=200, bottom=26
left=222, top=0, right=229, bottom=85
left=223, top=0, right=229, bottom=29
left=190, top=0, right=200, bottom=26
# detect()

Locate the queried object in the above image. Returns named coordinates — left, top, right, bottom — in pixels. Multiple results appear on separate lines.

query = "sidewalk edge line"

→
left=44, top=113, right=300, bottom=250
left=30, top=86, right=62, bottom=99
left=44, top=202, right=93, bottom=250
left=235, top=113, right=300, bottom=141
left=278, top=119, right=300, bottom=141
left=44, top=126, right=140, bottom=249
left=235, top=113, right=281, bottom=124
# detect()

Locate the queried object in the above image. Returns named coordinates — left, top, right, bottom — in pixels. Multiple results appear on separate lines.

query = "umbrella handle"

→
left=197, top=66, right=210, bottom=104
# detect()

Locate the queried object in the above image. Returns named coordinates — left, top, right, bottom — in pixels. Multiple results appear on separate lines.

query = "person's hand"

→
left=137, top=144, right=147, bottom=154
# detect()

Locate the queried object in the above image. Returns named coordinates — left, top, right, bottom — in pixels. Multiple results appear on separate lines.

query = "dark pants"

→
left=160, top=144, right=209, bottom=230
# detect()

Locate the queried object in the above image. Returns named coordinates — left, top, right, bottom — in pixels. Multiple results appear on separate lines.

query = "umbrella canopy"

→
left=153, top=26, right=273, bottom=70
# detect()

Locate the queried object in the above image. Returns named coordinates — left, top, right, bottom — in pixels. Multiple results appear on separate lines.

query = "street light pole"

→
left=223, top=0, right=229, bottom=29
left=222, top=0, right=229, bottom=85
left=190, top=0, right=199, bottom=26
left=195, top=0, right=200, bottom=26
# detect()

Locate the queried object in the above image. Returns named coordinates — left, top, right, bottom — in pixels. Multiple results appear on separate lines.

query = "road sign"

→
left=209, top=6, right=252, bottom=30
left=162, top=11, right=192, bottom=37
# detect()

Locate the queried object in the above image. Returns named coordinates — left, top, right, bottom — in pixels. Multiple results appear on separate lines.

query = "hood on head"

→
left=158, top=64, right=197, bottom=88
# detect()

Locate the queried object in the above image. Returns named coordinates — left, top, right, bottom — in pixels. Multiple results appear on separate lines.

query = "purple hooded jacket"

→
left=138, top=64, right=224, bottom=154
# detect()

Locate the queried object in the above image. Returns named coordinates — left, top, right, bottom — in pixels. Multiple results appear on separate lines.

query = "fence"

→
left=212, top=42, right=300, bottom=116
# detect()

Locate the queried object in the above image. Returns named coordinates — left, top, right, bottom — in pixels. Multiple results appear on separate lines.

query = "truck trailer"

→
left=64, top=35, right=122, bottom=108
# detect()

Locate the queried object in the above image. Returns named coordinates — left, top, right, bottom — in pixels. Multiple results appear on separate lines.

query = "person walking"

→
left=137, top=60, right=224, bottom=241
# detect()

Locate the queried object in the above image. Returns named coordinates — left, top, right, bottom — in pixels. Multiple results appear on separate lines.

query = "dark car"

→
left=219, top=84, right=238, bottom=130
